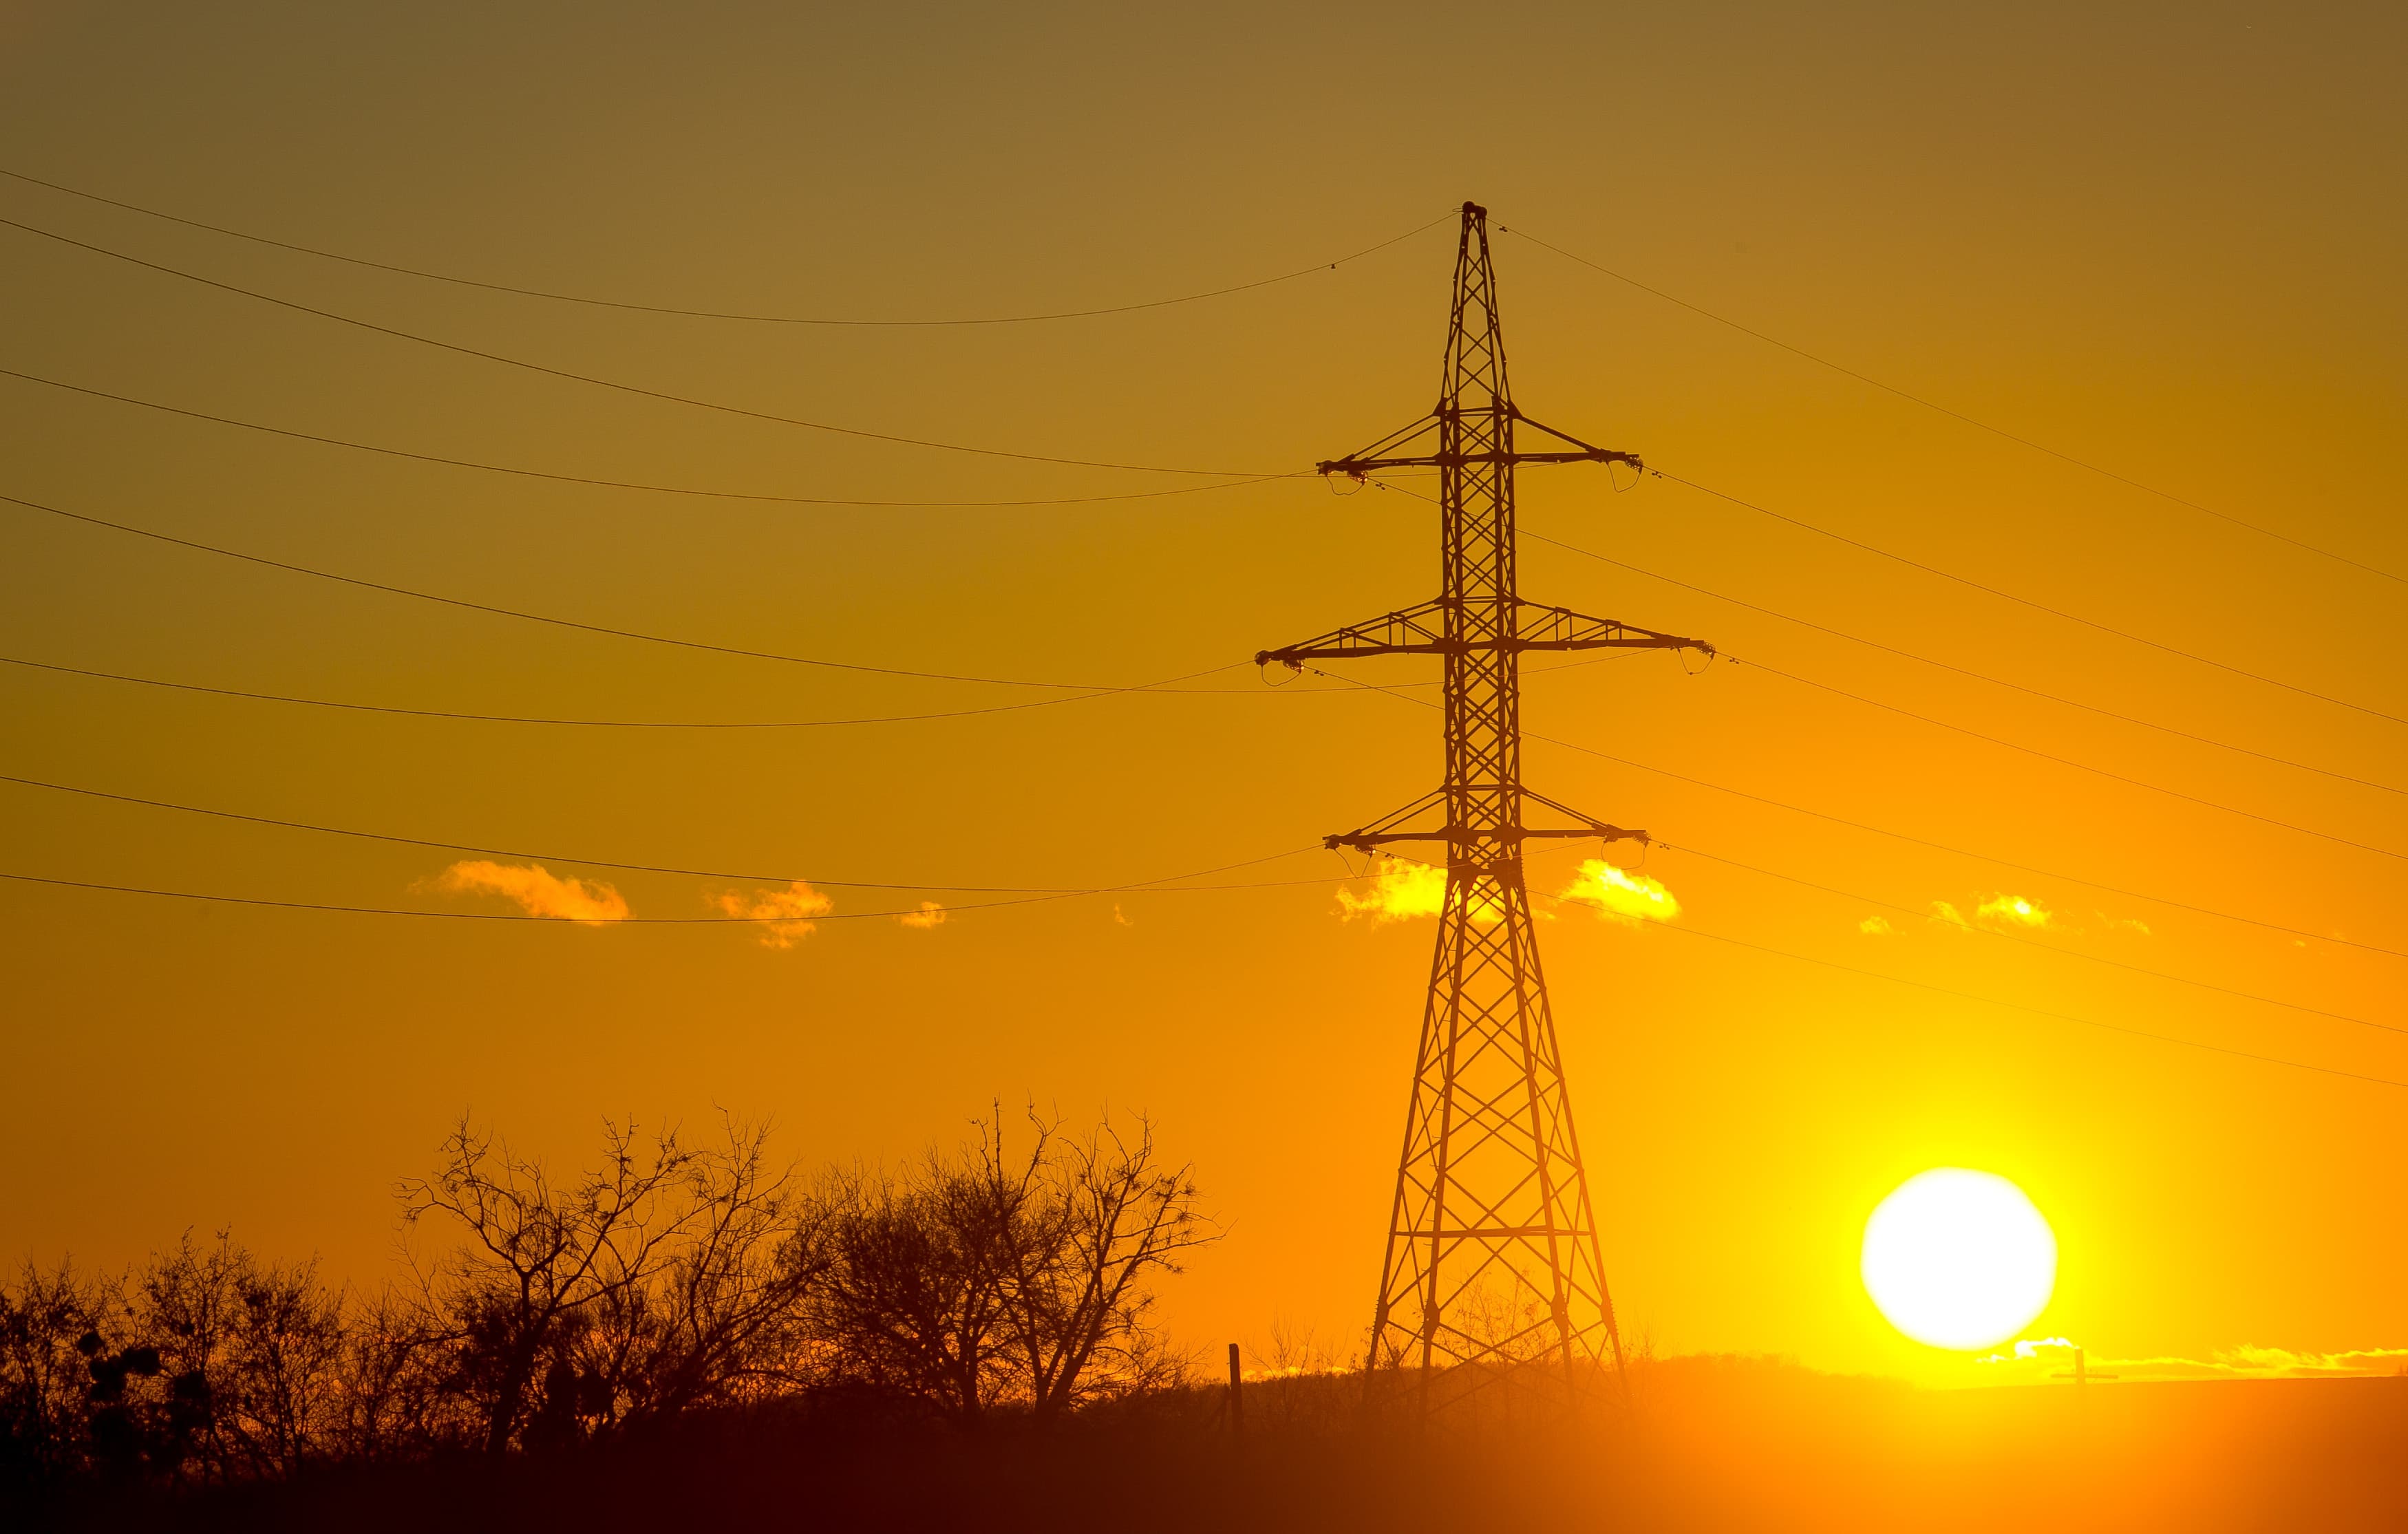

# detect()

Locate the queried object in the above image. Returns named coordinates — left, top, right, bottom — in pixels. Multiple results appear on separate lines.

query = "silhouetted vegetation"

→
left=2, top=1108, right=1208, bottom=1514
left=13, top=1118, right=2408, bottom=1533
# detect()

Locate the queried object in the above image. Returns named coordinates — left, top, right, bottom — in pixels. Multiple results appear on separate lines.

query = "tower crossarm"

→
left=1327, top=825, right=1647, bottom=852
left=1314, top=406, right=1643, bottom=477
left=1320, top=447, right=1643, bottom=473
left=1321, top=788, right=1648, bottom=854
left=1254, top=598, right=1452, bottom=664
left=1255, top=597, right=1709, bottom=665
left=1513, top=601, right=1712, bottom=655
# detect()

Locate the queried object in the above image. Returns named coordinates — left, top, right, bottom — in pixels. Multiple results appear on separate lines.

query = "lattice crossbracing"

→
left=1258, top=202, right=1711, bottom=1416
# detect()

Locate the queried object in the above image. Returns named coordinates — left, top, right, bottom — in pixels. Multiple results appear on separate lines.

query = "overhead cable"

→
left=1654, top=840, right=2405, bottom=1038
left=0, top=864, right=1326, bottom=922
left=1726, top=656, right=2408, bottom=863
left=0, top=215, right=1292, bottom=478
left=0, top=654, right=1403, bottom=725
left=1650, top=469, right=2408, bottom=729
left=1645, top=913, right=2408, bottom=1093
left=0, top=366, right=1290, bottom=509
left=1498, top=220, right=2405, bottom=586
left=1528, top=721, right=2408, bottom=960
left=2, top=489, right=1244, bottom=692
left=1390, top=846, right=2408, bottom=1092
left=0, top=169, right=1452, bottom=326
left=1370, top=469, right=2403, bottom=729
left=1299, top=659, right=2407, bottom=960
left=0, top=771, right=1333, bottom=893
left=1519, top=524, right=2406, bottom=798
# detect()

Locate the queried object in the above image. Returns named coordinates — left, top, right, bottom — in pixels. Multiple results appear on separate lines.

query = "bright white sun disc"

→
left=1861, top=1169, right=2056, bottom=1350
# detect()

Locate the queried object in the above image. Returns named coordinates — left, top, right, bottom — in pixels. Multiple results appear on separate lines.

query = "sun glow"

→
left=1861, top=1169, right=2057, bottom=1350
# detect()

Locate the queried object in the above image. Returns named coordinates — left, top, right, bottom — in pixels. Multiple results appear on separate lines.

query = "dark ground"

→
left=17, top=1358, right=2407, bottom=1533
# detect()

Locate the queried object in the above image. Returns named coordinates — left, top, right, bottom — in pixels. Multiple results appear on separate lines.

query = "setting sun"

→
left=1862, top=1169, right=2058, bottom=1350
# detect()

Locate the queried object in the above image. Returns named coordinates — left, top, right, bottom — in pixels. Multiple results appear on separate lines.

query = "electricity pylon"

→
left=1259, top=201, right=1710, bottom=1413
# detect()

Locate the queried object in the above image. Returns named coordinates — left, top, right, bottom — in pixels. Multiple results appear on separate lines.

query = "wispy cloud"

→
left=1975, top=893, right=2056, bottom=931
left=1336, top=857, right=1450, bottom=924
left=1858, top=915, right=1893, bottom=937
left=1975, top=1336, right=2408, bottom=1380
left=433, top=861, right=628, bottom=925
left=1930, top=892, right=2146, bottom=939
left=714, top=881, right=833, bottom=948
left=898, top=900, right=947, bottom=930
left=1558, top=860, right=1679, bottom=925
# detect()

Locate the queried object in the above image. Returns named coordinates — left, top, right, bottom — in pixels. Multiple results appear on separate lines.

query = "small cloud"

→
left=1857, top=915, right=1893, bottom=937
left=1975, top=893, right=2056, bottom=931
left=714, top=880, right=833, bottom=948
left=1111, top=902, right=1133, bottom=927
left=1336, top=857, right=1450, bottom=924
left=2111, top=1345, right=2408, bottom=1381
left=1929, top=900, right=1970, bottom=930
left=1974, top=1338, right=2408, bottom=1382
left=2100, top=913, right=2152, bottom=936
left=1558, top=860, right=1679, bottom=926
left=898, top=900, right=947, bottom=930
left=433, top=861, right=627, bottom=925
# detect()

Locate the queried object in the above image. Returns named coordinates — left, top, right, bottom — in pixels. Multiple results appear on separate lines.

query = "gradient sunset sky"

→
left=2, top=1, right=2401, bottom=1387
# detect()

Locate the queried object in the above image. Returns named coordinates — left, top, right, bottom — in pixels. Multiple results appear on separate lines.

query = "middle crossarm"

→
left=1257, top=599, right=1712, bottom=665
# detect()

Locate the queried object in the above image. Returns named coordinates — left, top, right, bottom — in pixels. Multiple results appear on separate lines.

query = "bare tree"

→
left=399, top=1116, right=703, bottom=1454
left=0, top=1257, right=107, bottom=1482
left=806, top=1155, right=1019, bottom=1424
left=578, top=1116, right=830, bottom=1426
left=805, top=1111, right=1215, bottom=1425
left=992, top=1113, right=1213, bottom=1417
left=330, top=1283, right=460, bottom=1462
left=217, top=1256, right=348, bottom=1479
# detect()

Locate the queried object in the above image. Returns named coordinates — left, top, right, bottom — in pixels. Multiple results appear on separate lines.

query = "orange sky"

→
left=1, top=1, right=2402, bottom=1388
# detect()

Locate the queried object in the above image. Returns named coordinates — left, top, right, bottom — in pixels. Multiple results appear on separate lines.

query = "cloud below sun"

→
left=432, top=861, right=628, bottom=925
left=714, top=881, right=834, bottom=948
left=1334, top=857, right=1678, bottom=928
left=1557, top=860, right=1679, bottom=925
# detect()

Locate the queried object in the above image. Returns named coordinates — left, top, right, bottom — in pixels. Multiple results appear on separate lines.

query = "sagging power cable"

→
left=0, top=214, right=1295, bottom=478
left=1498, top=220, right=2405, bottom=586
left=0, top=366, right=1290, bottom=510
left=0, top=169, right=1451, bottom=326
left=1519, top=524, right=2406, bottom=798
left=3, top=489, right=1251, bottom=693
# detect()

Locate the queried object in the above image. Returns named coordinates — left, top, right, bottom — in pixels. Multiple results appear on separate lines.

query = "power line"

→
left=0, top=654, right=1400, bottom=725
left=0, top=771, right=1336, bottom=894
left=1369, top=469, right=2406, bottom=731
left=1650, top=469, right=2408, bottom=729
left=0, top=169, right=1453, bottom=326
left=0, top=214, right=1294, bottom=479
left=1518, top=524, right=2407, bottom=798
left=1641, top=914, right=2408, bottom=1094
left=1725, top=655, right=2408, bottom=863
left=0, top=863, right=1331, bottom=923
left=1298, top=659, right=2407, bottom=960
left=1374, top=476, right=2408, bottom=852
left=1383, top=838, right=2408, bottom=1096
left=3, top=489, right=1256, bottom=692
left=1497, top=220, right=2406, bottom=586
left=1654, top=840, right=2406, bottom=1038
left=0, top=366, right=1291, bottom=510
left=1528, top=722, right=2408, bottom=960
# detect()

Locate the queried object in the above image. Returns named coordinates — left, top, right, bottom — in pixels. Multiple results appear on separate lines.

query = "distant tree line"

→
left=0, top=1110, right=1211, bottom=1493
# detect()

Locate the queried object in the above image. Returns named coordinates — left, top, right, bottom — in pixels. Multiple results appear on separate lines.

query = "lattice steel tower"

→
left=1259, top=202, right=1709, bottom=1409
